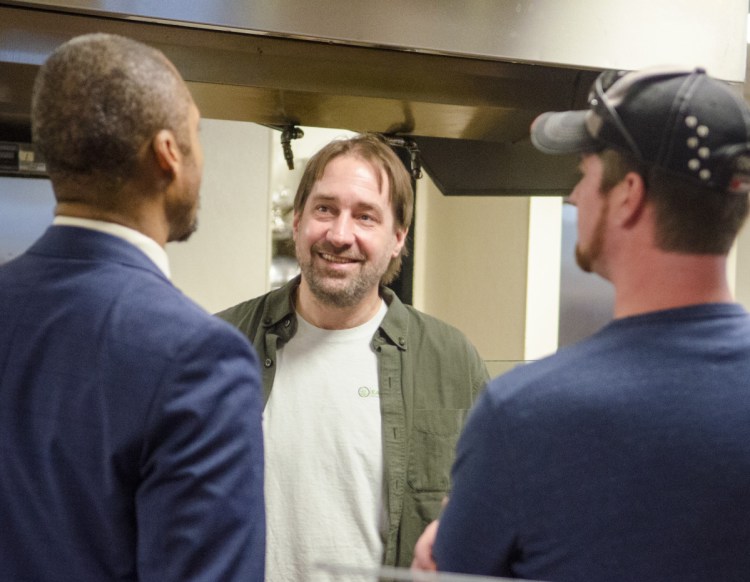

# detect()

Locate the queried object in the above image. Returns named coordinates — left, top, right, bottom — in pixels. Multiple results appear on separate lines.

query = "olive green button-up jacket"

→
left=217, top=276, right=489, bottom=568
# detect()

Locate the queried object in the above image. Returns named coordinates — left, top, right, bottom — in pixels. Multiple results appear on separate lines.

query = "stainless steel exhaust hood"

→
left=0, top=1, right=746, bottom=194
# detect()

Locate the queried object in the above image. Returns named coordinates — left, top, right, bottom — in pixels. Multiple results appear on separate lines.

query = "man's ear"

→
left=152, top=129, right=180, bottom=177
left=614, top=171, right=647, bottom=228
left=392, top=227, right=408, bottom=258
left=292, top=211, right=300, bottom=242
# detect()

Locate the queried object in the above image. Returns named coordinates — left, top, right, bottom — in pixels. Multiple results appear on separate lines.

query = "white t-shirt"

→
left=263, top=301, right=388, bottom=582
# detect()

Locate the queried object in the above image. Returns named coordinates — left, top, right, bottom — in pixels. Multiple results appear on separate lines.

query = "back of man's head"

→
left=32, top=33, right=193, bottom=198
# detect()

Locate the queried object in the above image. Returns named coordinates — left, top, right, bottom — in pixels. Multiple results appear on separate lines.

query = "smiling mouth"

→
left=319, top=252, right=361, bottom=265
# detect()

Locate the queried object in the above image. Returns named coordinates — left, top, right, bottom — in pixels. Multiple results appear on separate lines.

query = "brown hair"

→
left=294, top=133, right=414, bottom=285
left=598, top=148, right=748, bottom=254
left=32, top=33, right=193, bottom=199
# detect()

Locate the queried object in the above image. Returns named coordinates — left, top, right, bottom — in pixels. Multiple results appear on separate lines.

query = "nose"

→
left=326, top=214, right=355, bottom=247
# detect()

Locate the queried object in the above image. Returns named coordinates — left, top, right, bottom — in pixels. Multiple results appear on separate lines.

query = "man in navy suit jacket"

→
left=0, top=34, right=265, bottom=581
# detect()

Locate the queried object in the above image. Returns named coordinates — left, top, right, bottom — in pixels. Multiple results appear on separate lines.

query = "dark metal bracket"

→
left=280, top=125, right=304, bottom=170
left=382, top=135, right=423, bottom=181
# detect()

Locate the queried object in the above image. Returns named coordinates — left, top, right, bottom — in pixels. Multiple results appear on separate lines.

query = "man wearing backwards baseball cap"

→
left=412, top=67, right=750, bottom=581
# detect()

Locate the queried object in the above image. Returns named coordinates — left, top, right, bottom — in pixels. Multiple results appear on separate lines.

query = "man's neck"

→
left=55, top=199, right=169, bottom=247
left=611, top=251, right=733, bottom=319
left=295, top=280, right=383, bottom=330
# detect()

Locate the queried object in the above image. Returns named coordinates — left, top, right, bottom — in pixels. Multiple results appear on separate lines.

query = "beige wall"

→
left=412, top=174, right=562, bottom=378
left=167, top=119, right=272, bottom=313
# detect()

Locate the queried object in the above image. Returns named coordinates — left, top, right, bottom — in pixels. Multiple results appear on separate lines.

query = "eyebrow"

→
left=310, top=193, right=383, bottom=214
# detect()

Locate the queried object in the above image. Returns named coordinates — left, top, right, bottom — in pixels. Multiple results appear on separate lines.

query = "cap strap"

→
left=593, top=74, right=644, bottom=160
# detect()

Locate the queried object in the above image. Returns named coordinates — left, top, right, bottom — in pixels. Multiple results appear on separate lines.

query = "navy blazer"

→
left=0, top=226, right=265, bottom=581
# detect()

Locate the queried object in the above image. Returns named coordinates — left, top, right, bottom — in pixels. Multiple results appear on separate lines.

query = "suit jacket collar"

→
left=27, top=225, right=169, bottom=282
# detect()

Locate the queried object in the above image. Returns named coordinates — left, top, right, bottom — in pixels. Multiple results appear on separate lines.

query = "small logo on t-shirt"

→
left=357, top=386, right=379, bottom=398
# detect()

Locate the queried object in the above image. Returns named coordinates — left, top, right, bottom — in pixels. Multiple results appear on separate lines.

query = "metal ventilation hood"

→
left=0, top=1, right=746, bottom=194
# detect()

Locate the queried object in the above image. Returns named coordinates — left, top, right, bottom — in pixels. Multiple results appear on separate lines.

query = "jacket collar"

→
left=260, top=275, right=300, bottom=331
left=263, top=275, right=409, bottom=350
left=28, top=225, right=168, bottom=282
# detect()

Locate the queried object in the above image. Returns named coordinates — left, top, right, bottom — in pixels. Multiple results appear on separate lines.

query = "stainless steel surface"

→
left=1, top=0, right=745, bottom=80
left=0, top=1, right=746, bottom=193
left=0, top=5, right=597, bottom=137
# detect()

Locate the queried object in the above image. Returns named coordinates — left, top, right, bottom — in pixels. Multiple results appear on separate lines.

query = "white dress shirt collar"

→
left=52, top=215, right=171, bottom=279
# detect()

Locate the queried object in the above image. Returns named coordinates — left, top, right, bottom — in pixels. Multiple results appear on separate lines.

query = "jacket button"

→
left=398, top=337, right=406, bottom=346
left=263, top=316, right=272, bottom=325
left=284, top=319, right=291, bottom=327
left=264, top=358, right=273, bottom=368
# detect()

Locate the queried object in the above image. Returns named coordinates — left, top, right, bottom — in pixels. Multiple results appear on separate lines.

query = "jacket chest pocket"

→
left=406, top=408, right=468, bottom=492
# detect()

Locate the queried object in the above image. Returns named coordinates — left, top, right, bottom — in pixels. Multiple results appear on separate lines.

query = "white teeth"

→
left=321, top=253, right=355, bottom=264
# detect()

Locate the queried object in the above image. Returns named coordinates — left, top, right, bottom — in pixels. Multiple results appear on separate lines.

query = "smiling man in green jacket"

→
left=218, top=133, right=488, bottom=580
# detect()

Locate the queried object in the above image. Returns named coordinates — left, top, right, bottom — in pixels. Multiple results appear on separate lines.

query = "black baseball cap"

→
left=530, top=66, right=750, bottom=194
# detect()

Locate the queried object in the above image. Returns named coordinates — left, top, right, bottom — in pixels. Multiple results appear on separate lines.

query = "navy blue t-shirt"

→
left=435, top=303, right=750, bottom=581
